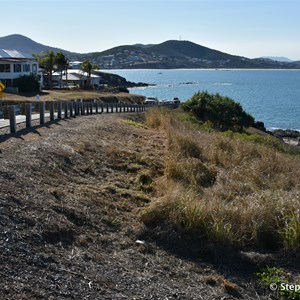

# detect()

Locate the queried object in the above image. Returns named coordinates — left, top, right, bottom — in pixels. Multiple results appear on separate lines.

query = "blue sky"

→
left=1, top=0, right=300, bottom=60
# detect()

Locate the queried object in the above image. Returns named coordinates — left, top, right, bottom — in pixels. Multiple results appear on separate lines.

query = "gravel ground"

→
left=0, top=113, right=286, bottom=299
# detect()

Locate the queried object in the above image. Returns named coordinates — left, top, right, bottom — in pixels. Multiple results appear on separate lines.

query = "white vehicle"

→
left=172, top=97, right=181, bottom=104
left=145, top=97, right=158, bottom=105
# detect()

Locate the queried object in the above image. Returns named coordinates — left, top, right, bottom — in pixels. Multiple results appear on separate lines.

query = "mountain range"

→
left=0, top=34, right=299, bottom=69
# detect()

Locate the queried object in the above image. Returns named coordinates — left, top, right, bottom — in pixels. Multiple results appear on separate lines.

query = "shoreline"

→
left=102, top=68, right=300, bottom=71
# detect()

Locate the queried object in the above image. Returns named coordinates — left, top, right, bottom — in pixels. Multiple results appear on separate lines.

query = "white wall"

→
left=0, top=59, right=38, bottom=80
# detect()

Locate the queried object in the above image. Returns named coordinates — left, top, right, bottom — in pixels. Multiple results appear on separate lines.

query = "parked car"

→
left=172, top=97, right=181, bottom=105
left=145, top=97, right=158, bottom=105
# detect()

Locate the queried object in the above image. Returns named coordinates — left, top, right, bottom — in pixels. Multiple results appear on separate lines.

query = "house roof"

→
left=61, top=73, right=81, bottom=81
left=67, top=69, right=100, bottom=78
left=0, top=49, right=35, bottom=59
left=52, top=69, right=101, bottom=79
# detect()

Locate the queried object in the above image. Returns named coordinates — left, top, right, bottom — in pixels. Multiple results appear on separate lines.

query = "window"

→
left=0, top=64, right=10, bottom=73
left=32, top=64, right=37, bottom=74
left=23, top=64, right=31, bottom=72
left=14, top=64, right=22, bottom=73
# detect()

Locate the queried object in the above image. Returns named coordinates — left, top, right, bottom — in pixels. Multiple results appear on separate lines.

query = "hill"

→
left=0, top=34, right=79, bottom=59
left=1, top=34, right=300, bottom=69
left=81, top=40, right=300, bottom=69
left=261, top=56, right=295, bottom=63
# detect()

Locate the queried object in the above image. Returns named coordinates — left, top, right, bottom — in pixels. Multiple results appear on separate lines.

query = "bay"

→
left=104, top=69, right=300, bottom=130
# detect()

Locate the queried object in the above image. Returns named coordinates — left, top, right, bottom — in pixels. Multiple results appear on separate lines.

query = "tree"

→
left=182, top=91, right=255, bottom=131
left=55, top=51, right=69, bottom=88
left=37, top=51, right=56, bottom=88
left=80, top=60, right=99, bottom=88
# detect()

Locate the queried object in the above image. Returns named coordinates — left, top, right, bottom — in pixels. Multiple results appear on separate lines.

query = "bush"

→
left=182, top=91, right=255, bottom=131
left=14, top=74, right=40, bottom=93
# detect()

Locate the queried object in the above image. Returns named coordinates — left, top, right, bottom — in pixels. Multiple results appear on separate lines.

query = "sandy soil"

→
left=0, top=113, right=284, bottom=299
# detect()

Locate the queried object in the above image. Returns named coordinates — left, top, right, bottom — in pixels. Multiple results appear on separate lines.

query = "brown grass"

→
left=142, top=108, right=300, bottom=250
left=1, top=90, right=145, bottom=103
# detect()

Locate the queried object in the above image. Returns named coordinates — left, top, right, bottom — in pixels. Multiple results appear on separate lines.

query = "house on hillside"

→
left=0, top=49, right=42, bottom=90
left=69, top=61, right=83, bottom=70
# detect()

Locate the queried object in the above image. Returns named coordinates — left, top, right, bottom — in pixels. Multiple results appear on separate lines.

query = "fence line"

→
left=0, top=100, right=175, bottom=135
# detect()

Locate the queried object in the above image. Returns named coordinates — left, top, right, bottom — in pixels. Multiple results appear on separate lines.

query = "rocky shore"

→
left=272, top=129, right=300, bottom=147
left=253, top=121, right=300, bottom=148
left=94, top=71, right=151, bottom=92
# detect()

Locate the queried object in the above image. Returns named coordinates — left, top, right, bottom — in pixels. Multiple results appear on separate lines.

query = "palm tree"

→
left=80, top=60, right=99, bottom=88
left=55, top=51, right=69, bottom=88
left=37, top=51, right=56, bottom=88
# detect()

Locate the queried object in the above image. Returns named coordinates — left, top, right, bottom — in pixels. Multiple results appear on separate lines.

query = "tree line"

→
left=34, top=51, right=98, bottom=89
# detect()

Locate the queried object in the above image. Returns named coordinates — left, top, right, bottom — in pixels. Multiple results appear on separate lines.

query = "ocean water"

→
left=104, top=69, right=300, bottom=130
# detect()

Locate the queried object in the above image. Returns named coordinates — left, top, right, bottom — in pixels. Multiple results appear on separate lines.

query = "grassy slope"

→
left=141, top=108, right=300, bottom=251
left=1, top=108, right=300, bottom=298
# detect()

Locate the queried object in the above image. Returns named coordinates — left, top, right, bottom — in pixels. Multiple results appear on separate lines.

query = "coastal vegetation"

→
left=181, top=91, right=255, bottom=131
left=141, top=107, right=300, bottom=251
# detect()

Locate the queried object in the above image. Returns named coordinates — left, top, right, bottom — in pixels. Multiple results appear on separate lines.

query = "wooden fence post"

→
left=95, top=101, right=98, bottom=114
left=90, top=102, right=93, bottom=114
left=87, top=102, right=90, bottom=114
left=74, top=101, right=78, bottom=116
left=70, top=101, right=74, bottom=118
left=78, top=101, right=81, bottom=116
left=9, top=105, right=16, bottom=134
left=64, top=101, right=68, bottom=118
left=26, top=103, right=32, bottom=128
left=49, top=101, right=54, bottom=121
left=39, top=102, right=45, bottom=125
left=80, top=101, right=84, bottom=115
left=57, top=101, right=62, bottom=119
left=100, top=103, right=103, bottom=114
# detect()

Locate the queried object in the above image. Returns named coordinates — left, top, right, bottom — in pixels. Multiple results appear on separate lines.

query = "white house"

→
left=52, top=69, right=101, bottom=88
left=0, top=49, right=41, bottom=89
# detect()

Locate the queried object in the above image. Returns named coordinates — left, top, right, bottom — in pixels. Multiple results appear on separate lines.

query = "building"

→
left=0, top=49, right=41, bottom=89
left=52, top=69, right=101, bottom=88
left=68, top=61, right=83, bottom=70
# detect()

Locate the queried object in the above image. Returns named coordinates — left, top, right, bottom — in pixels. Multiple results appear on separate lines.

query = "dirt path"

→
left=0, top=113, right=270, bottom=299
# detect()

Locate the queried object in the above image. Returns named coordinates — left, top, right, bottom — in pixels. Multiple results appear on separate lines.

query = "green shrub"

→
left=14, top=74, right=40, bottom=93
left=182, top=91, right=255, bottom=131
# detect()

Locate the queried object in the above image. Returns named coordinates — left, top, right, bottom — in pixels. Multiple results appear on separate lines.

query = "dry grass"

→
left=142, top=108, right=300, bottom=250
left=1, top=90, right=145, bottom=103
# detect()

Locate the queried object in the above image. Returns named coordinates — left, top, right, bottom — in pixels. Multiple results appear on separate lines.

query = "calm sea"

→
left=104, top=69, right=300, bottom=131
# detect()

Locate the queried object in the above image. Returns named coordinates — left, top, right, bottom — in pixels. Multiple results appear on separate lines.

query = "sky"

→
left=0, top=0, right=300, bottom=60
